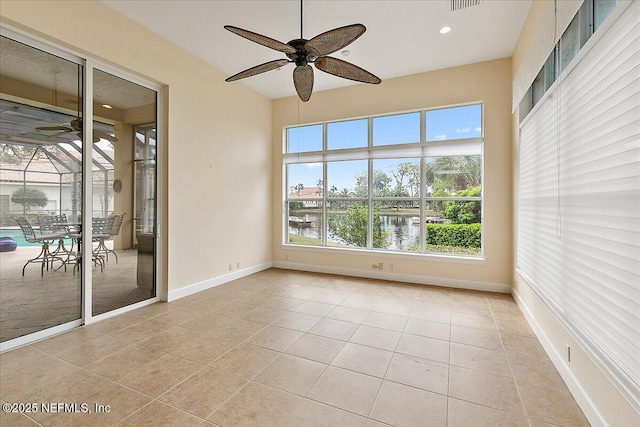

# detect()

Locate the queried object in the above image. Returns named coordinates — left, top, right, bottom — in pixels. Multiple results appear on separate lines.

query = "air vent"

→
left=451, top=0, right=481, bottom=12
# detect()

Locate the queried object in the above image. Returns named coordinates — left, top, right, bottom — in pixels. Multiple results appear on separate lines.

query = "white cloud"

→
left=434, top=134, right=447, bottom=140
left=475, top=127, right=482, bottom=132
left=305, top=163, right=322, bottom=168
left=456, top=127, right=471, bottom=133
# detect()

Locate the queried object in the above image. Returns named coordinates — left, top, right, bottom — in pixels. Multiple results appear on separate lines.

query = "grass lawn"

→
left=288, top=234, right=321, bottom=245
left=424, top=244, right=481, bottom=256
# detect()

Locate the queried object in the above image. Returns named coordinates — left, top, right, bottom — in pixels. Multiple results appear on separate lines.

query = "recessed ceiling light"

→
left=439, top=26, right=452, bottom=34
left=341, top=50, right=350, bottom=57
left=102, top=104, right=113, bottom=109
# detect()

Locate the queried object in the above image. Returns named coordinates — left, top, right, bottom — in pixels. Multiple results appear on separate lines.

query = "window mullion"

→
left=420, top=111, right=426, bottom=253
left=322, top=128, right=328, bottom=247
left=367, top=117, right=373, bottom=250
left=420, top=157, right=426, bottom=253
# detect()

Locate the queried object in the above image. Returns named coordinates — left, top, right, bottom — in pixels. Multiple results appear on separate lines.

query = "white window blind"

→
left=517, top=1, right=640, bottom=410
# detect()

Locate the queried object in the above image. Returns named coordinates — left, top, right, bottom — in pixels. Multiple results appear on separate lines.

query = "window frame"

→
left=283, top=103, right=484, bottom=259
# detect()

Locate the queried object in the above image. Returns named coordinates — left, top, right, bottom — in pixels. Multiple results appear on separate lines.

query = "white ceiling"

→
left=102, top=0, right=531, bottom=100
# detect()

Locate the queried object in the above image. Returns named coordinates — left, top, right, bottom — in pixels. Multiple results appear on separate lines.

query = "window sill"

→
left=281, top=243, right=485, bottom=265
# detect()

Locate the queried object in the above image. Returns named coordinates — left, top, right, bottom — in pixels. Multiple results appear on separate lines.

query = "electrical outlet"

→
left=236, top=261, right=240, bottom=269
left=228, top=264, right=233, bottom=271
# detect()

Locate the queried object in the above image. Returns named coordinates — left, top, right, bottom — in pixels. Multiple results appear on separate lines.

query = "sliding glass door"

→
left=0, top=31, right=160, bottom=348
left=91, top=69, right=157, bottom=316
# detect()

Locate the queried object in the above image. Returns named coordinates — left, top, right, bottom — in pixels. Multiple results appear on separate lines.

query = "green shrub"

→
left=425, top=223, right=481, bottom=248
left=442, top=186, right=481, bottom=224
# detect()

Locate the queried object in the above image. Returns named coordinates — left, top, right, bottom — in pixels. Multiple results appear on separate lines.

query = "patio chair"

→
left=38, top=214, right=70, bottom=257
left=93, top=213, right=125, bottom=263
left=66, top=221, right=106, bottom=275
left=15, top=216, right=66, bottom=276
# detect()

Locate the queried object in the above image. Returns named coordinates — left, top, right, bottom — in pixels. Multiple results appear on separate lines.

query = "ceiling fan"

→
left=35, top=73, right=118, bottom=143
left=36, top=119, right=118, bottom=143
left=224, top=0, right=381, bottom=102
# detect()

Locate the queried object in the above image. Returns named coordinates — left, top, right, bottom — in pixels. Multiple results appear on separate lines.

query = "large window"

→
left=284, top=104, right=483, bottom=257
left=519, top=0, right=619, bottom=121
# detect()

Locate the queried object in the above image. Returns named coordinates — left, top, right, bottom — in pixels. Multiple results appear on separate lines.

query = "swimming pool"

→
left=0, top=229, right=73, bottom=247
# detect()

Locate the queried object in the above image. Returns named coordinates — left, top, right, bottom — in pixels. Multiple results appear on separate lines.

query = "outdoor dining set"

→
left=14, top=213, right=125, bottom=276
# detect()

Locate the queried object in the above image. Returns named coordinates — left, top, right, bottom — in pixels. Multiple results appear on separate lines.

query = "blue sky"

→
left=287, top=104, right=481, bottom=192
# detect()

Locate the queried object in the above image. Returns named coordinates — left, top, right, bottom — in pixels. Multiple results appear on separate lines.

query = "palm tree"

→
left=316, top=179, right=323, bottom=197
left=425, top=156, right=480, bottom=194
left=339, top=188, right=355, bottom=197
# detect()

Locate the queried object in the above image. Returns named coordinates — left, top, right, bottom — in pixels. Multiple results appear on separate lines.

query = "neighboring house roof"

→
left=288, top=186, right=322, bottom=199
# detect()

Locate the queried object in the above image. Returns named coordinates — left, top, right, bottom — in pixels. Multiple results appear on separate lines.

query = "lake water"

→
left=289, top=213, right=420, bottom=250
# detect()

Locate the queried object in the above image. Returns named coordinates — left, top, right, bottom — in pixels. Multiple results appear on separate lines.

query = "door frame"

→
left=0, top=26, right=165, bottom=350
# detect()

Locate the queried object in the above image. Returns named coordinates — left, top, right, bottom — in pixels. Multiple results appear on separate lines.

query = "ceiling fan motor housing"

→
left=286, top=39, right=317, bottom=66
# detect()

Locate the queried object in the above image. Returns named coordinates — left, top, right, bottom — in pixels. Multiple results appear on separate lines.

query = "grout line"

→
left=446, top=290, right=454, bottom=426
left=489, top=294, right=531, bottom=422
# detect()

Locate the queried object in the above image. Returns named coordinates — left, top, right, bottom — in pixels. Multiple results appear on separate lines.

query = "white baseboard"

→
left=166, top=262, right=273, bottom=302
left=272, top=261, right=511, bottom=293
left=511, top=288, right=607, bottom=427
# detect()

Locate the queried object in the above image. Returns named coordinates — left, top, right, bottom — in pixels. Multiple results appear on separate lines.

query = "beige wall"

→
left=113, top=122, right=133, bottom=250
left=511, top=3, right=639, bottom=425
left=512, top=0, right=552, bottom=77
left=272, top=58, right=513, bottom=289
left=1, top=0, right=273, bottom=294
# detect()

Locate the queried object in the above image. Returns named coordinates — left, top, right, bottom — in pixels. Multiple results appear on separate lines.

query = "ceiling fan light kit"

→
left=224, top=1, right=381, bottom=102
left=35, top=76, right=118, bottom=143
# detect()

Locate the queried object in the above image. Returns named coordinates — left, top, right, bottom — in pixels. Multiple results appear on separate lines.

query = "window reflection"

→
left=0, top=35, right=83, bottom=342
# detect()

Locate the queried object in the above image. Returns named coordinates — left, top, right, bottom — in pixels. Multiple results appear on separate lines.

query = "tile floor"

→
left=0, top=268, right=589, bottom=426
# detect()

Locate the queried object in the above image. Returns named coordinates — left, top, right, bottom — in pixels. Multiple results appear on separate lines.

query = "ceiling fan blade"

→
left=224, top=26, right=296, bottom=54
left=35, top=126, right=72, bottom=131
left=94, top=129, right=118, bottom=143
left=76, top=131, right=100, bottom=143
left=47, top=131, right=71, bottom=139
left=305, top=24, right=366, bottom=57
left=226, top=59, right=291, bottom=82
left=315, top=57, right=381, bottom=84
left=293, top=65, right=314, bottom=102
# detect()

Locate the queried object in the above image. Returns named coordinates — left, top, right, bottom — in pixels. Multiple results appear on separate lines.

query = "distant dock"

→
left=289, top=216, right=314, bottom=228
left=411, top=216, right=448, bottom=225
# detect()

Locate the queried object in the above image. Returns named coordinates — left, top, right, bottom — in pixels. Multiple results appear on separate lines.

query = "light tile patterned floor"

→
left=0, top=268, right=589, bottom=426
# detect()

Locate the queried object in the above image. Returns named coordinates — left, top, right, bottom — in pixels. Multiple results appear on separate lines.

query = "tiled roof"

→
left=288, top=186, right=322, bottom=199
